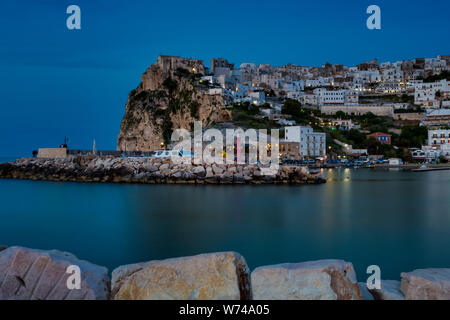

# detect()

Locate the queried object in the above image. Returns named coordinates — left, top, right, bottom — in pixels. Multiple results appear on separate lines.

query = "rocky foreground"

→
left=0, top=157, right=326, bottom=185
left=1, top=246, right=449, bottom=300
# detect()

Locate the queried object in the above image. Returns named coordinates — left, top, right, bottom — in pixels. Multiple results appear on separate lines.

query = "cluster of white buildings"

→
left=414, top=79, right=450, bottom=109
left=197, top=55, right=450, bottom=160
left=202, top=55, right=450, bottom=114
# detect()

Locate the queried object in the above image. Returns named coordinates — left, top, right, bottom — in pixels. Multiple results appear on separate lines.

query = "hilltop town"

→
left=117, top=54, right=450, bottom=164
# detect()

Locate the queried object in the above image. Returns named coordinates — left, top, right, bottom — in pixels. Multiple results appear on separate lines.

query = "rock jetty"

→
left=1, top=246, right=449, bottom=300
left=0, top=157, right=326, bottom=185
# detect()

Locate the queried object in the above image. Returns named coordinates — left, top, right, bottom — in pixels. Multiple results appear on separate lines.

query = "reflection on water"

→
left=0, top=168, right=449, bottom=280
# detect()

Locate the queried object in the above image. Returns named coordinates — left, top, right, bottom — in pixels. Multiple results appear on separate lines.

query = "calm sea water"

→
left=1, top=161, right=450, bottom=280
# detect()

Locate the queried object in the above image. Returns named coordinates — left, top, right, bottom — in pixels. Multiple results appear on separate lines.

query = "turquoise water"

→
left=1, top=165, right=450, bottom=281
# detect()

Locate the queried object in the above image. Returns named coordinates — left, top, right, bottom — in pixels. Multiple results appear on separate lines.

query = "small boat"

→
left=412, top=166, right=450, bottom=172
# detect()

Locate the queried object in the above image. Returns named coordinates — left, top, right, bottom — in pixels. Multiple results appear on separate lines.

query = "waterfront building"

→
left=389, top=158, right=403, bottom=165
left=279, top=141, right=301, bottom=160
left=284, top=126, right=326, bottom=158
left=412, top=129, right=450, bottom=161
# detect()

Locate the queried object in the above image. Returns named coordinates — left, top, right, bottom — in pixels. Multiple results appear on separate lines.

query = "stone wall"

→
left=393, top=112, right=424, bottom=121
left=320, top=105, right=394, bottom=117
left=37, top=148, right=67, bottom=159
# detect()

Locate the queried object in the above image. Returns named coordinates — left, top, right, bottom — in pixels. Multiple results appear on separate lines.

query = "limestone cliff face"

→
left=117, top=56, right=231, bottom=151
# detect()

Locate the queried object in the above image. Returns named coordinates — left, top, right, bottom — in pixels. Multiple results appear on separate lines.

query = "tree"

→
left=281, top=99, right=303, bottom=118
left=162, top=77, right=178, bottom=94
left=423, top=70, right=450, bottom=83
left=335, top=110, right=348, bottom=119
left=161, top=114, right=173, bottom=145
left=400, top=93, right=411, bottom=103
left=396, top=126, right=427, bottom=148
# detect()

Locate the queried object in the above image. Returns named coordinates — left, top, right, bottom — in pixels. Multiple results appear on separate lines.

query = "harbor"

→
left=1, top=167, right=449, bottom=281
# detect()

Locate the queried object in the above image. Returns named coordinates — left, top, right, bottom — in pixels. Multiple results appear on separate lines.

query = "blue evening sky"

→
left=0, top=0, right=449, bottom=156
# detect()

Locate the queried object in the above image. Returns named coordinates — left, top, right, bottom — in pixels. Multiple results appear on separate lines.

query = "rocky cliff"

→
left=117, top=55, right=232, bottom=151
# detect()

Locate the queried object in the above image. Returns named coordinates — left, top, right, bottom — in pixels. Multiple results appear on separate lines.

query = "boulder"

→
left=159, top=163, right=170, bottom=170
left=212, top=165, right=224, bottom=175
left=111, top=252, right=251, bottom=300
left=369, top=280, right=404, bottom=300
left=0, top=246, right=109, bottom=300
left=295, top=166, right=309, bottom=177
left=251, top=260, right=362, bottom=300
left=358, top=282, right=374, bottom=300
left=182, top=171, right=195, bottom=180
left=144, top=164, right=158, bottom=173
left=233, top=173, right=245, bottom=183
left=227, top=167, right=237, bottom=174
left=191, top=166, right=205, bottom=175
left=172, top=171, right=182, bottom=178
left=205, top=167, right=214, bottom=178
left=260, top=167, right=278, bottom=176
left=401, top=268, right=450, bottom=300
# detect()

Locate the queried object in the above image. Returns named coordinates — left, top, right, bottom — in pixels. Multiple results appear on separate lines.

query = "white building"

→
left=314, top=88, right=358, bottom=106
left=299, top=93, right=318, bottom=105
left=248, top=91, right=266, bottom=105
left=382, top=68, right=404, bottom=82
left=331, top=119, right=360, bottom=130
left=414, top=79, right=450, bottom=109
left=315, top=88, right=346, bottom=105
left=421, top=129, right=450, bottom=160
left=284, top=126, right=326, bottom=157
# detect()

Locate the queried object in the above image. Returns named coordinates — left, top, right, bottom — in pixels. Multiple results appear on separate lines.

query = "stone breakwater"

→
left=1, top=246, right=450, bottom=300
left=0, top=157, right=326, bottom=185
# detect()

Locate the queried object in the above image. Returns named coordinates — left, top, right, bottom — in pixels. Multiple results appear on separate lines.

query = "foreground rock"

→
left=111, top=252, right=251, bottom=300
left=0, top=157, right=326, bottom=185
left=369, top=280, right=404, bottom=300
left=251, top=260, right=362, bottom=300
left=0, top=246, right=109, bottom=300
left=401, top=269, right=450, bottom=300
